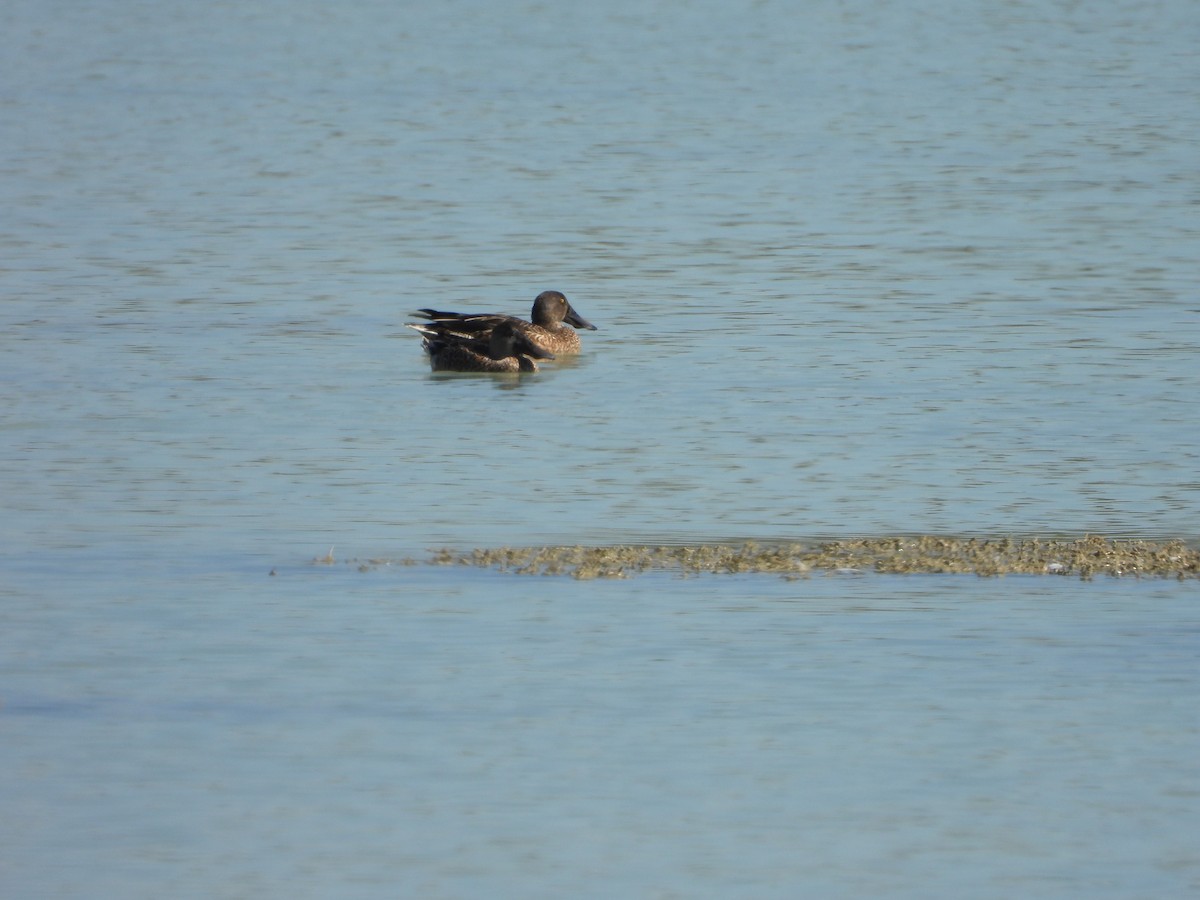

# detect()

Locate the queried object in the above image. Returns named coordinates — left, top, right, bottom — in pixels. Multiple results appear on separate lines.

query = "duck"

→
left=406, top=319, right=555, bottom=373
left=414, top=290, right=597, bottom=356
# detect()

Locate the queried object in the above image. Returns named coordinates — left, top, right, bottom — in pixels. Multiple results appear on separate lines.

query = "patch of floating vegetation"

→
left=411, top=536, right=1200, bottom=580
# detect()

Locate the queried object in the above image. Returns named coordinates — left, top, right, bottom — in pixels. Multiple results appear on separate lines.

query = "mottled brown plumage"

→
left=406, top=319, right=555, bottom=373
left=414, top=290, right=597, bottom=356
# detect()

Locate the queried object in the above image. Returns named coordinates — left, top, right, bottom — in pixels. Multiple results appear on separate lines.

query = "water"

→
left=5, top=563, right=1198, bottom=898
left=2, top=0, right=1198, bottom=895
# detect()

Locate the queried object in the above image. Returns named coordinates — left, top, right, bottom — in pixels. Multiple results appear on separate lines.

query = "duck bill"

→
left=564, top=304, right=598, bottom=331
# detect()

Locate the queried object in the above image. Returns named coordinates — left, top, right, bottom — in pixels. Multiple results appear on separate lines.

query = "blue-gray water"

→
left=2, top=0, right=1198, bottom=896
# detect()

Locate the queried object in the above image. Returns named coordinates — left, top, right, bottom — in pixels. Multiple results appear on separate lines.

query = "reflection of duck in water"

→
left=406, top=319, right=555, bottom=373
left=413, top=290, right=598, bottom=356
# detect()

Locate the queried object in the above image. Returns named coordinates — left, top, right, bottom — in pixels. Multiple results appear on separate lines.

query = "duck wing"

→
left=414, top=309, right=519, bottom=336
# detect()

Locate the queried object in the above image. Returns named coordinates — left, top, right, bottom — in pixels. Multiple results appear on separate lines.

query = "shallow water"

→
left=4, top=563, right=1198, bottom=898
left=2, top=0, right=1199, bottom=895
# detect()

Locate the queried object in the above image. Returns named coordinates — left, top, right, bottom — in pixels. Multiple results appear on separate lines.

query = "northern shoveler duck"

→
left=414, top=290, right=598, bottom=356
left=406, top=319, right=555, bottom=373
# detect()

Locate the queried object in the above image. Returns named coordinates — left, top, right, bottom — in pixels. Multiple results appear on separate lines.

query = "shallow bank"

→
left=411, top=536, right=1200, bottom=580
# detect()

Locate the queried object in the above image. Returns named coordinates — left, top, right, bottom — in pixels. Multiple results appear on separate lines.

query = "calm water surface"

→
left=5, top=563, right=1199, bottom=898
left=2, top=0, right=1198, bottom=896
